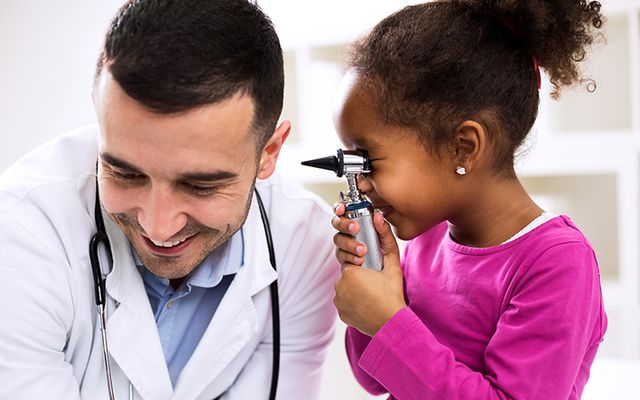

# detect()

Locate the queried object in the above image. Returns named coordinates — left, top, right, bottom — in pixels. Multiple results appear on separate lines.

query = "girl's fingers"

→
left=331, top=215, right=360, bottom=235
left=333, top=232, right=366, bottom=257
left=335, top=248, right=364, bottom=266
left=332, top=202, right=361, bottom=234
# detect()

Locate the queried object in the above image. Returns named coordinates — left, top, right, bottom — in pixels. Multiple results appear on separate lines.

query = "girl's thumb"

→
left=373, top=212, right=399, bottom=259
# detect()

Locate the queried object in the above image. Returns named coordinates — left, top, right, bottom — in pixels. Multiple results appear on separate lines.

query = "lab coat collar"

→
left=102, top=210, right=174, bottom=399
left=101, top=189, right=277, bottom=399
left=173, top=190, right=277, bottom=399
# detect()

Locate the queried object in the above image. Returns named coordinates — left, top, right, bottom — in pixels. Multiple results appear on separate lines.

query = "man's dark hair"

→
left=96, top=0, right=284, bottom=149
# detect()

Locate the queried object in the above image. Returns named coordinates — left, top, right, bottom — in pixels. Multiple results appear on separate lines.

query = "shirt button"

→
left=166, top=300, right=175, bottom=309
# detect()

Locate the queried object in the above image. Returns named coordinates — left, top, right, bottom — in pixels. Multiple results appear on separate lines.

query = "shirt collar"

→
left=189, top=229, right=244, bottom=288
left=132, top=229, right=244, bottom=292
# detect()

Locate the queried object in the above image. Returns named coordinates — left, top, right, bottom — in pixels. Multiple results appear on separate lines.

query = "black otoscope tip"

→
left=301, top=155, right=343, bottom=177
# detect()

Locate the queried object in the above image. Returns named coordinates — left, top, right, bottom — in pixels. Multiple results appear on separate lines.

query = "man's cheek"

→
left=99, top=182, right=138, bottom=215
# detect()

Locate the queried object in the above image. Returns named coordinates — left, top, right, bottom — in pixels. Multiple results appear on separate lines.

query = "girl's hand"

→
left=331, top=203, right=407, bottom=336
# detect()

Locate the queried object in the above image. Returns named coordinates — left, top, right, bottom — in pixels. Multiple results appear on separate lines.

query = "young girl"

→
left=330, top=1, right=607, bottom=399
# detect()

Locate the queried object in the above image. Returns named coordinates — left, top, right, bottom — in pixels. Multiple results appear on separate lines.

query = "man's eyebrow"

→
left=100, top=152, right=238, bottom=182
left=177, top=171, right=239, bottom=182
left=100, top=152, right=143, bottom=172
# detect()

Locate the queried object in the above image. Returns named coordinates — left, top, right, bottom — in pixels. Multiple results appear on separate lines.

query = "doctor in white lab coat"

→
left=0, top=1, right=339, bottom=399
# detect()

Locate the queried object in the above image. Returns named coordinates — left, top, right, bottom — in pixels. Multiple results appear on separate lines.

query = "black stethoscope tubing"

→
left=254, top=188, right=281, bottom=400
left=90, top=182, right=280, bottom=399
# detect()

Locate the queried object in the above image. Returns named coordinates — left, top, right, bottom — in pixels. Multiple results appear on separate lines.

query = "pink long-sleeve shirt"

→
left=346, top=216, right=607, bottom=399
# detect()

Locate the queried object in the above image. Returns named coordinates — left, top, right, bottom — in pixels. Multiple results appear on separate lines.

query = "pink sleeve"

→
left=346, top=242, right=606, bottom=400
left=345, top=326, right=388, bottom=395
left=343, top=238, right=415, bottom=396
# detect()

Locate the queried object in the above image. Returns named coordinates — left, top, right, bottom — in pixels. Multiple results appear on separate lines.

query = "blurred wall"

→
left=0, top=1, right=125, bottom=171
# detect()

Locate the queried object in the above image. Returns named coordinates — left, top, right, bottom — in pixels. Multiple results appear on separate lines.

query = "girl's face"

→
left=333, top=72, right=463, bottom=240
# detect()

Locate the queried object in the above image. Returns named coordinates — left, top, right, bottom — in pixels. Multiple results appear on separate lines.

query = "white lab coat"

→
left=0, top=126, right=340, bottom=400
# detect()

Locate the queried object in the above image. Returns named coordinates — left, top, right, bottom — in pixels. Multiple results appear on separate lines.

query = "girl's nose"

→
left=356, top=174, right=374, bottom=194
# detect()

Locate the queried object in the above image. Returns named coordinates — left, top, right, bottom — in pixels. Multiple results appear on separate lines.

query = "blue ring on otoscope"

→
left=345, top=201, right=372, bottom=211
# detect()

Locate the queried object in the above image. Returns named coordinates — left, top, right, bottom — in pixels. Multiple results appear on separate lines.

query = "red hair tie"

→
left=531, top=54, right=541, bottom=90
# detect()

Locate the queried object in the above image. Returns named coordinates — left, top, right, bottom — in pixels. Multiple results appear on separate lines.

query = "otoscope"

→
left=302, top=150, right=384, bottom=271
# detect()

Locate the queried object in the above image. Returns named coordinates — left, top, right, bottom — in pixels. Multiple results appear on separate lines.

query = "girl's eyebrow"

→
left=353, top=136, right=379, bottom=151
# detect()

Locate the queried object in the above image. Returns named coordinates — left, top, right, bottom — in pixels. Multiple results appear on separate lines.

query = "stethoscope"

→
left=89, top=182, right=280, bottom=400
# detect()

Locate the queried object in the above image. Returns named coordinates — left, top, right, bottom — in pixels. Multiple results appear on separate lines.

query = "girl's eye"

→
left=365, top=159, right=381, bottom=175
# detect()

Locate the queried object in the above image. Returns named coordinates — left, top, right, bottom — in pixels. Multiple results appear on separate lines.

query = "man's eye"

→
left=112, top=170, right=143, bottom=180
left=185, top=183, right=217, bottom=196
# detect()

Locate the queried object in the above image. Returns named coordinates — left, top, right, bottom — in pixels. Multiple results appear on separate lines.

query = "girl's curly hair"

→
left=348, top=0, right=604, bottom=174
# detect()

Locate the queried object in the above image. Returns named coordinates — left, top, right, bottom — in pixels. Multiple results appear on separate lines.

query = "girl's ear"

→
left=451, top=120, right=486, bottom=175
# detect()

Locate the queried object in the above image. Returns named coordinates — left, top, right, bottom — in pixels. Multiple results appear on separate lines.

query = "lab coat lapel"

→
left=102, top=210, right=174, bottom=399
left=174, top=193, right=277, bottom=399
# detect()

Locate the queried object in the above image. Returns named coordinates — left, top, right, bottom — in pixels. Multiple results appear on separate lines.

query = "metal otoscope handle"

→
left=345, top=200, right=383, bottom=271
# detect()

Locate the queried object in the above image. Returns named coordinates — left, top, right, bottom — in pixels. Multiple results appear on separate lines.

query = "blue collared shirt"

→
left=133, top=230, right=244, bottom=386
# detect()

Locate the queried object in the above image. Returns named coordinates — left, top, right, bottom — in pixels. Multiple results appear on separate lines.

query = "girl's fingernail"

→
left=356, top=245, right=364, bottom=255
left=348, top=223, right=357, bottom=233
left=354, top=256, right=363, bottom=264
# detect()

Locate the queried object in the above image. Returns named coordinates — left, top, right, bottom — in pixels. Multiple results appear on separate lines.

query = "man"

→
left=0, top=1, right=339, bottom=399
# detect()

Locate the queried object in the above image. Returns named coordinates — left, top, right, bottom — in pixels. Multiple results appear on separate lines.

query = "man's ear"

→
left=257, top=120, right=291, bottom=179
left=452, top=120, right=486, bottom=175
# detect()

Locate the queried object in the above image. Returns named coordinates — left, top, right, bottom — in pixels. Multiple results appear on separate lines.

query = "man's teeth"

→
left=150, top=237, right=188, bottom=248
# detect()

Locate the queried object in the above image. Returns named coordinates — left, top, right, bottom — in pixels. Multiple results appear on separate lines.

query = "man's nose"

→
left=137, top=185, right=188, bottom=242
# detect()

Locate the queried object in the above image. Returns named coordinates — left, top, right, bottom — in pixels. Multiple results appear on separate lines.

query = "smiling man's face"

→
left=94, top=71, right=261, bottom=281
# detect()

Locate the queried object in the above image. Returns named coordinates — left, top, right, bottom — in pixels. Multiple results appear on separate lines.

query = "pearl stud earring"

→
left=455, top=166, right=467, bottom=176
